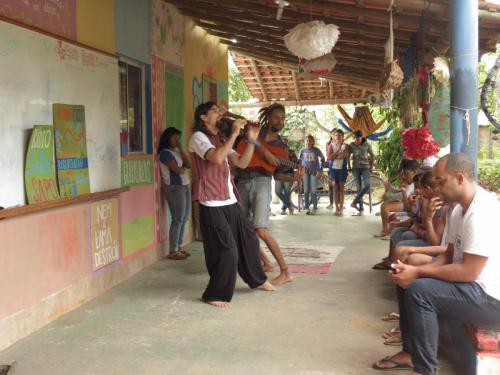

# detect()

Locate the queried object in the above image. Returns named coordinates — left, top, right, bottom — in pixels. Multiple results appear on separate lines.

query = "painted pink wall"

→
left=119, top=185, right=156, bottom=223
left=0, top=204, right=90, bottom=319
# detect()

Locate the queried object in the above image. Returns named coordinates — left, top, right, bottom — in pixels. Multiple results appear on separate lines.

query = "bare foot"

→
left=373, top=231, right=387, bottom=238
left=258, top=281, right=277, bottom=291
left=271, top=270, right=293, bottom=285
left=207, top=300, right=230, bottom=308
left=263, top=264, right=276, bottom=272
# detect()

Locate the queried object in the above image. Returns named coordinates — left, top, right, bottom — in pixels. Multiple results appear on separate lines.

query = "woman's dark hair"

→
left=334, top=129, right=344, bottom=137
left=157, top=127, right=181, bottom=154
left=193, top=101, right=216, bottom=135
left=353, top=130, right=366, bottom=144
left=419, top=170, right=437, bottom=189
left=257, top=102, right=285, bottom=128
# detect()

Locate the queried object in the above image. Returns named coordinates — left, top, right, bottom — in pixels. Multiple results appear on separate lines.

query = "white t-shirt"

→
left=447, top=187, right=500, bottom=300
left=331, top=144, right=348, bottom=169
left=188, top=131, right=237, bottom=207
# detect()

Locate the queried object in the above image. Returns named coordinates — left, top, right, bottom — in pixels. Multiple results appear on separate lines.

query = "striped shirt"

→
left=189, top=131, right=238, bottom=207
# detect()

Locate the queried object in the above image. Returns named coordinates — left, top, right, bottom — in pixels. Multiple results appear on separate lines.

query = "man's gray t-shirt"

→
left=349, top=141, right=373, bottom=168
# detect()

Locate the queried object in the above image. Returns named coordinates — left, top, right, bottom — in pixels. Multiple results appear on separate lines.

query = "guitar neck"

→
left=279, top=159, right=319, bottom=175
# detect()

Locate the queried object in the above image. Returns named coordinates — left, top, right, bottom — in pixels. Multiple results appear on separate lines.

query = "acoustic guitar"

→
left=235, top=138, right=334, bottom=186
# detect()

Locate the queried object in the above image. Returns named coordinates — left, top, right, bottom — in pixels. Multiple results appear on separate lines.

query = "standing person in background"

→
left=348, top=130, right=374, bottom=215
left=325, top=130, right=336, bottom=210
left=158, top=127, right=192, bottom=260
left=274, top=137, right=297, bottom=215
left=189, top=102, right=276, bottom=307
left=327, top=129, right=349, bottom=216
left=299, top=135, right=326, bottom=215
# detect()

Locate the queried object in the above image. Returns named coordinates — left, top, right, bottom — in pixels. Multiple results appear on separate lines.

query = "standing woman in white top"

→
left=158, top=127, right=192, bottom=260
left=327, top=129, right=349, bottom=216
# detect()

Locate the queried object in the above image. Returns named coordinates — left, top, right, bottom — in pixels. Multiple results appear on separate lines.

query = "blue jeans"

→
left=163, top=184, right=191, bottom=253
left=302, top=173, right=319, bottom=210
left=398, top=279, right=500, bottom=375
left=275, top=173, right=293, bottom=210
left=352, top=168, right=370, bottom=210
left=391, top=227, right=419, bottom=245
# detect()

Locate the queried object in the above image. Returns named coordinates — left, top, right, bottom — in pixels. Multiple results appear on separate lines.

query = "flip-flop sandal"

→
left=372, top=261, right=390, bottom=270
left=373, top=356, right=413, bottom=371
left=384, top=335, right=403, bottom=345
left=382, top=312, right=400, bottom=321
left=382, top=327, right=401, bottom=339
left=381, top=235, right=391, bottom=241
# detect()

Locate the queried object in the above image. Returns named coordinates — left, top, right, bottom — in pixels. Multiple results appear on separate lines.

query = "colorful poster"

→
left=53, top=104, right=90, bottom=197
left=0, top=0, right=77, bottom=40
left=151, top=0, right=184, bottom=66
left=165, top=69, right=184, bottom=132
left=91, top=198, right=120, bottom=271
left=24, top=125, right=60, bottom=204
left=121, top=155, right=154, bottom=187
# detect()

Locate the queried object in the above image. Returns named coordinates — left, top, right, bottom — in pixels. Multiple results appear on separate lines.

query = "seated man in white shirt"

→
left=373, top=152, right=500, bottom=375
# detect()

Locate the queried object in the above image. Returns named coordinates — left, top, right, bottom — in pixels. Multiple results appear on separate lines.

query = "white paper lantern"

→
left=284, top=21, right=340, bottom=60
left=299, top=53, right=337, bottom=75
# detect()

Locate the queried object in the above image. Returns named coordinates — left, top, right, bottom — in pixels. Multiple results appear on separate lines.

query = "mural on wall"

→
left=151, top=0, right=184, bottom=66
left=53, top=104, right=90, bottom=198
left=121, top=155, right=154, bottom=187
left=24, top=125, right=60, bottom=204
left=0, top=0, right=77, bottom=40
left=91, top=198, right=120, bottom=271
left=119, top=186, right=156, bottom=258
left=166, top=69, right=184, bottom=132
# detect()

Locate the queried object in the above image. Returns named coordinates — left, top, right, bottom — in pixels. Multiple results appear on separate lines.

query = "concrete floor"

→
left=0, top=204, right=458, bottom=375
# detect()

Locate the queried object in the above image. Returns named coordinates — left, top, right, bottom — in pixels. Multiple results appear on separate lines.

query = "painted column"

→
left=449, top=0, right=479, bottom=173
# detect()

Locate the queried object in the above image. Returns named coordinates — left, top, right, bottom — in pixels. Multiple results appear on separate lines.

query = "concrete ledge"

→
left=0, top=245, right=165, bottom=351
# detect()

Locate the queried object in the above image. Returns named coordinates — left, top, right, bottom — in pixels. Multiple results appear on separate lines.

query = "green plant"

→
left=377, top=127, right=404, bottom=181
left=478, top=160, right=500, bottom=193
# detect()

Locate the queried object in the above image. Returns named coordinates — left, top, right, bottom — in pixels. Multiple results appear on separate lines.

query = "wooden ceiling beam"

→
left=197, top=20, right=388, bottom=59
left=229, top=97, right=371, bottom=109
left=292, top=71, right=300, bottom=101
left=230, top=49, right=380, bottom=89
left=250, top=59, right=268, bottom=102
left=215, top=33, right=384, bottom=72
left=195, top=17, right=412, bottom=48
left=169, top=0, right=415, bottom=38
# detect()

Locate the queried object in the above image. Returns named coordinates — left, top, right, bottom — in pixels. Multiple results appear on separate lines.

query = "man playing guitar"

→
left=235, top=103, right=302, bottom=285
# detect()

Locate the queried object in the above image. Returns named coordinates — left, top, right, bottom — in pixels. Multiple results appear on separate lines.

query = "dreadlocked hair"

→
left=257, top=102, right=285, bottom=128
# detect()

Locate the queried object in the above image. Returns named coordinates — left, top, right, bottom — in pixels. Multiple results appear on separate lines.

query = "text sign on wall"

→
left=53, top=104, right=91, bottom=197
left=121, top=156, right=153, bottom=187
left=24, top=125, right=60, bottom=204
left=91, top=198, right=120, bottom=271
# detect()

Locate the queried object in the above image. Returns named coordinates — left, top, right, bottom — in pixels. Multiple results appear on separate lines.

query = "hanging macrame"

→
left=380, top=4, right=403, bottom=100
left=284, top=21, right=340, bottom=60
left=337, top=105, right=386, bottom=137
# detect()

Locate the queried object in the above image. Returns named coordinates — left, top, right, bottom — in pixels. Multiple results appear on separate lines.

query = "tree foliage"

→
left=228, top=66, right=251, bottom=104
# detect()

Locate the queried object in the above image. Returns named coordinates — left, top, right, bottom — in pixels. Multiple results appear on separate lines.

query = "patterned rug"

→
left=261, top=245, right=343, bottom=274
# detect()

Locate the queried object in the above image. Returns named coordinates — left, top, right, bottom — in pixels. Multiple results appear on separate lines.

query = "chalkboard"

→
left=0, top=20, right=121, bottom=207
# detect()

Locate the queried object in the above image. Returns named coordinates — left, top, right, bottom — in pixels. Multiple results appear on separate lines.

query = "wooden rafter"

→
left=292, top=71, right=300, bottom=101
left=166, top=0, right=500, bottom=105
left=250, top=59, right=268, bottom=102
